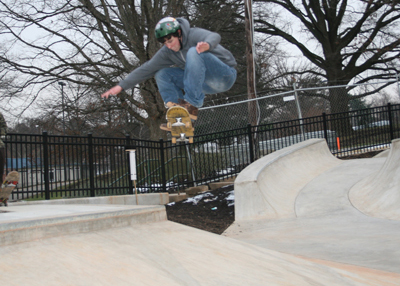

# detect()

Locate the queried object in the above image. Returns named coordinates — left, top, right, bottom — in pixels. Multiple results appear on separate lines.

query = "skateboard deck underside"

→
left=166, top=106, right=194, bottom=142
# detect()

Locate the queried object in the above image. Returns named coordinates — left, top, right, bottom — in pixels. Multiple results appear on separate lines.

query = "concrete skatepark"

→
left=1, top=138, right=400, bottom=285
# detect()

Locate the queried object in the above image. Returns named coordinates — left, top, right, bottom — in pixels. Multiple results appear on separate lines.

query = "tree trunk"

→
left=147, top=116, right=168, bottom=141
left=328, top=86, right=354, bottom=136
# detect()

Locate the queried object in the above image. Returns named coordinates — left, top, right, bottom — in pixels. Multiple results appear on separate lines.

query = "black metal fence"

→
left=5, top=103, right=400, bottom=201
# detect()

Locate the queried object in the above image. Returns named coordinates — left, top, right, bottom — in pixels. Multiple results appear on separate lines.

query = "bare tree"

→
left=0, top=49, right=26, bottom=118
left=0, top=0, right=182, bottom=139
left=253, top=0, right=400, bottom=114
left=0, top=0, right=250, bottom=139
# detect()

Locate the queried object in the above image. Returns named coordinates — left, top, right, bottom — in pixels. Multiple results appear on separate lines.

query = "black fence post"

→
left=159, top=139, right=166, bottom=193
left=247, top=124, right=255, bottom=163
left=42, top=131, right=50, bottom=200
left=88, top=133, right=95, bottom=197
left=322, top=112, right=328, bottom=142
left=388, top=103, right=394, bottom=141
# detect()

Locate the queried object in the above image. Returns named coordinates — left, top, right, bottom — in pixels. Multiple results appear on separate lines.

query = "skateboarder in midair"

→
left=101, top=17, right=237, bottom=130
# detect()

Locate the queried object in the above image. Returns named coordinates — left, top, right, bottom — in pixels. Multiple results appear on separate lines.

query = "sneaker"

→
left=160, top=123, right=171, bottom=131
left=165, top=102, right=179, bottom=108
left=165, top=100, right=199, bottom=120
left=2, top=180, right=17, bottom=188
left=177, top=100, right=198, bottom=120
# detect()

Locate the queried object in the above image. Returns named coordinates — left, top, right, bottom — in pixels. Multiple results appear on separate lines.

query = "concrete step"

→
left=185, top=185, right=209, bottom=197
left=209, top=180, right=235, bottom=190
left=170, top=177, right=236, bottom=200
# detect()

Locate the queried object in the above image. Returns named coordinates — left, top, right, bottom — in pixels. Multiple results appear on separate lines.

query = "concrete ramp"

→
left=349, top=138, right=400, bottom=220
left=2, top=139, right=400, bottom=284
left=1, top=212, right=399, bottom=285
left=235, top=139, right=342, bottom=221
left=225, top=139, right=400, bottom=275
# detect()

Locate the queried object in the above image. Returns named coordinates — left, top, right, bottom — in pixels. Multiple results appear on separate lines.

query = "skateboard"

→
left=0, top=171, right=20, bottom=206
left=166, top=106, right=194, bottom=144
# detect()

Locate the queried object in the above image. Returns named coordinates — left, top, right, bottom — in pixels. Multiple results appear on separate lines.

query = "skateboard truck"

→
left=172, top=117, right=185, bottom=127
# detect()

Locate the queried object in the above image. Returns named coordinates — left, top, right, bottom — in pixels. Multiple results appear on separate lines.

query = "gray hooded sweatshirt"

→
left=118, top=18, right=237, bottom=91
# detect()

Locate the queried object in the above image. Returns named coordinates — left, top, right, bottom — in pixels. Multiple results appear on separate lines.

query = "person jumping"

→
left=101, top=17, right=237, bottom=130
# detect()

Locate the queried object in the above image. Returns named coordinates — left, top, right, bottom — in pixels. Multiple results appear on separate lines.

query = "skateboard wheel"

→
left=172, top=137, right=177, bottom=144
left=185, top=122, right=190, bottom=128
left=167, top=122, right=172, bottom=128
left=189, top=137, right=194, bottom=144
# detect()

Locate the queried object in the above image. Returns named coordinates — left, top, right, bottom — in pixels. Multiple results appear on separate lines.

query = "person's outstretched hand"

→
left=101, top=85, right=123, bottom=99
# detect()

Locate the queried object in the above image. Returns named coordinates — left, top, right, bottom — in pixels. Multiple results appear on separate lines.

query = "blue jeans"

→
left=154, top=47, right=237, bottom=108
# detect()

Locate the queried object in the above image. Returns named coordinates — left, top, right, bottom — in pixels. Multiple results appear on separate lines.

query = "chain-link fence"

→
left=195, top=80, right=400, bottom=135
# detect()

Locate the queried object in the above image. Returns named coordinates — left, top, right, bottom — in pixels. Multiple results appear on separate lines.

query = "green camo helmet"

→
left=155, top=17, right=181, bottom=40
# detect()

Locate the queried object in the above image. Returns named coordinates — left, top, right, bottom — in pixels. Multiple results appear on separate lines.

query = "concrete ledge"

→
left=235, top=139, right=342, bottom=221
left=209, top=181, right=234, bottom=190
left=0, top=205, right=166, bottom=246
left=9, top=193, right=169, bottom=206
